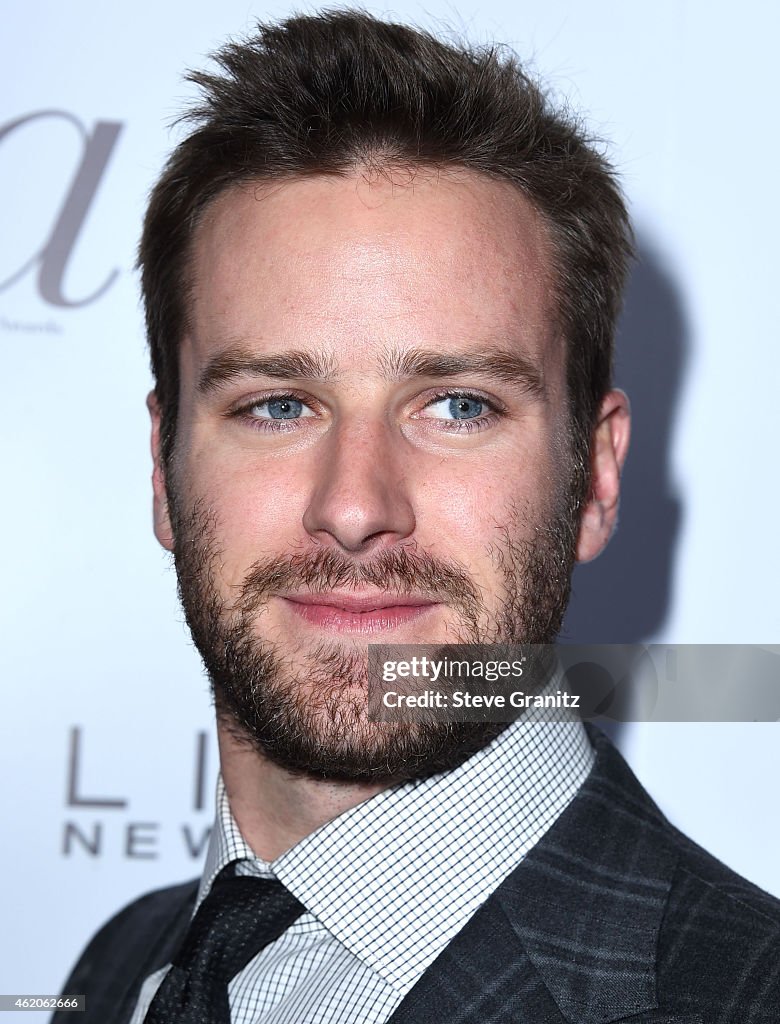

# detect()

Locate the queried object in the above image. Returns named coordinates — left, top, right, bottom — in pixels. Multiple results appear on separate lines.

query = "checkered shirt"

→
left=130, top=714, right=594, bottom=1024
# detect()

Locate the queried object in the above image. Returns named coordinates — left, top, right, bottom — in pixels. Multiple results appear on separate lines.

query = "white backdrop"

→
left=2, top=1, right=779, bottom=1014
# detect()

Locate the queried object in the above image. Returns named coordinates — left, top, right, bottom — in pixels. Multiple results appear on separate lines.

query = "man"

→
left=54, top=9, right=780, bottom=1023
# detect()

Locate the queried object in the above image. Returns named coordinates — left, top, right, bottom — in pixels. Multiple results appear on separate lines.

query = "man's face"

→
left=151, top=168, right=585, bottom=781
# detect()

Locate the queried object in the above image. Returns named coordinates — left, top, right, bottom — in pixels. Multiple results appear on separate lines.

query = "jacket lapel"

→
left=390, top=727, right=681, bottom=1024
left=112, top=884, right=198, bottom=1024
left=387, top=893, right=568, bottom=1023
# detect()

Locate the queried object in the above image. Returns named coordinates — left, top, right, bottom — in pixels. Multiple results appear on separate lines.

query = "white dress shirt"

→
left=131, top=713, right=594, bottom=1023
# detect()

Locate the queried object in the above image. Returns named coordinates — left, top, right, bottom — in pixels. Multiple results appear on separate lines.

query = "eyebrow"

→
left=197, top=342, right=545, bottom=397
left=378, top=346, right=545, bottom=397
left=198, top=349, right=336, bottom=393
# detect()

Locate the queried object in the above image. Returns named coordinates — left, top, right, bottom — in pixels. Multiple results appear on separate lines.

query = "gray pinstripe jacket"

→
left=53, top=728, right=780, bottom=1023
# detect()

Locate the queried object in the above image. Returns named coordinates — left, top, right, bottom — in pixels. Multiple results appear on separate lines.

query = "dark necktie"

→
left=144, top=867, right=305, bottom=1024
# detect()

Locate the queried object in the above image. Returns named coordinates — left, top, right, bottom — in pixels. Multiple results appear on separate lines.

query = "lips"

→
left=281, top=591, right=439, bottom=634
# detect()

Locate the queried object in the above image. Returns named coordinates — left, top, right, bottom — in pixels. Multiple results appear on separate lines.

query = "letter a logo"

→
left=0, top=110, right=123, bottom=306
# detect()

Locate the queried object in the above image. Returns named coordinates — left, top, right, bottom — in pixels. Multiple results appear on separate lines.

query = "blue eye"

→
left=423, top=394, right=487, bottom=421
left=235, top=393, right=316, bottom=431
left=255, top=397, right=305, bottom=419
left=448, top=396, right=483, bottom=419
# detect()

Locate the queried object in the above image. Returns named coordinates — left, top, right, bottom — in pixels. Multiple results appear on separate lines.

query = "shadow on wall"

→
left=562, top=237, right=688, bottom=645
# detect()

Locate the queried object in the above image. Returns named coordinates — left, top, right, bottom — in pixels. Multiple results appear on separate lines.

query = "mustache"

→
left=236, top=546, right=483, bottom=628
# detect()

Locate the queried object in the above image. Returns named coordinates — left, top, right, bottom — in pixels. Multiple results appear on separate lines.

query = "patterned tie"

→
left=144, top=867, right=305, bottom=1023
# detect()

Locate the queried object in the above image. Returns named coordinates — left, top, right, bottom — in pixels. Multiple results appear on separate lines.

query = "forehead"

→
left=186, top=168, right=560, bottom=377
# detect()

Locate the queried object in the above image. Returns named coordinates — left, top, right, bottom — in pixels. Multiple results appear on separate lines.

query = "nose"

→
left=302, top=418, right=415, bottom=553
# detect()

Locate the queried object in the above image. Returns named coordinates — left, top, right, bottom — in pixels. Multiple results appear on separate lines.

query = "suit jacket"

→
left=52, top=727, right=780, bottom=1023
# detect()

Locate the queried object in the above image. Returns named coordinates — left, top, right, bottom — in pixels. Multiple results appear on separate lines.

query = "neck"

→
left=216, top=724, right=389, bottom=861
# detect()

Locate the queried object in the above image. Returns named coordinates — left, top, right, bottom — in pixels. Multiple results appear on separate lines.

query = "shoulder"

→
left=74, top=877, right=199, bottom=968
left=53, top=879, right=198, bottom=1024
left=588, top=726, right=780, bottom=1015
left=73, top=877, right=199, bottom=966
left=659, top=818, right=780, bottom=1013
left=96, top=877, right=200, bottom=934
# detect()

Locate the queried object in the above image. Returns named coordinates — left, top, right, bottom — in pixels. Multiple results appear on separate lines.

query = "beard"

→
left=169, top=487, right=581, bottom=785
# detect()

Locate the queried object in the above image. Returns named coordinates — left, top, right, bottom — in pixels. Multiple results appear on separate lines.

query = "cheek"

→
left=176, top=448, right=313, bottom=580
left=415, top=445, right=552, bottom=559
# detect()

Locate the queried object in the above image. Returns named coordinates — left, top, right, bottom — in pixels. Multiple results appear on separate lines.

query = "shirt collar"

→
left=199, top=710, right=593, bottom=992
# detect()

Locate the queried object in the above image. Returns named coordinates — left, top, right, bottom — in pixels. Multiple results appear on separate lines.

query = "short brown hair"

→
left=140, top=8, right=633, bottom=479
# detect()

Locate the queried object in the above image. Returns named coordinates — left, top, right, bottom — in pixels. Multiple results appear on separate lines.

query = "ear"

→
left=575, top=389, right=631, bottom=563
left=147, top=391, right=175, bottom=552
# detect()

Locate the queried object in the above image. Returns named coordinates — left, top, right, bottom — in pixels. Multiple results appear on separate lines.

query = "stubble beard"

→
left=169, top=485, right=582, bottom=784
